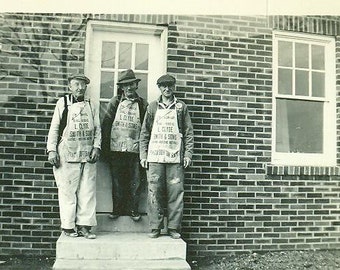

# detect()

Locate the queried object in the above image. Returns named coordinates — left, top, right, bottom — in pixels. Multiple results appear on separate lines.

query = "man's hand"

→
left=140, top=159, right=148, bottom=169
left=183, top=157, right=191, bottom=168
left=48, top=151, right=60, bottom=168
left=88, top=147, right=100, bottom=163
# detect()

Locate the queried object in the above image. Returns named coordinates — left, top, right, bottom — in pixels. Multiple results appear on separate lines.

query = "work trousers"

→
left=109, top=152, right=141, bottom=215
left=53, top=155, right=97, bottom=229
left=147, top=163, right=184, bottom=231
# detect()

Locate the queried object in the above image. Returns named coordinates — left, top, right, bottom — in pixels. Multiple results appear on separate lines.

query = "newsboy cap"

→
left=157, top=74, right=176, bottom=85
left=117, top=69, right=141, bottom=85
left=68, top=74, right=90, bottom=84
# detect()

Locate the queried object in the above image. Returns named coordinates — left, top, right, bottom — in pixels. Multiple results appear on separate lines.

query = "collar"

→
left=158, top=95, right=177, bottom=109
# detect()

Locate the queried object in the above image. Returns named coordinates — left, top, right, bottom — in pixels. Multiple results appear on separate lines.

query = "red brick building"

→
left=1, top=13, right=340, bottom=260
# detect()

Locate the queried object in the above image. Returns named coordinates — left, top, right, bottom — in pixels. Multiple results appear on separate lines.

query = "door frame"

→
left=83, top=20, right=168, bottom=212
left=84, top=20, right=168, bottom=105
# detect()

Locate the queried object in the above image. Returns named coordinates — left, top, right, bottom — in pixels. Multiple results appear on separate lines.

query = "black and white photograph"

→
left=1, top=0, right=340, bottom=269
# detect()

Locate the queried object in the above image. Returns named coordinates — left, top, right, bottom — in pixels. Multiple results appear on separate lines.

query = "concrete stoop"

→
left=53, top=232, right=191, bottom=270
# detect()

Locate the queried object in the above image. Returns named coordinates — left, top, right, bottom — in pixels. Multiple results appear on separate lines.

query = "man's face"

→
left=159, top=83, right=175, bottom=99
left=69, top=79, right=87, bottom=99
left=121, top=81, right=138, bottom=98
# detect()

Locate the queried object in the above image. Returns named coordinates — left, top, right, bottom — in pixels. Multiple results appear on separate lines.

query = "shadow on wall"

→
left=0, top=14, right=90, bottom=107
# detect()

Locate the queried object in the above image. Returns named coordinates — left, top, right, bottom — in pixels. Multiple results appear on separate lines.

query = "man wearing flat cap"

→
left=140, top=74, right=194, bottom=239
left=101, top=69, right=148, bottom=222
left=47, top=74, right=101, bottom=239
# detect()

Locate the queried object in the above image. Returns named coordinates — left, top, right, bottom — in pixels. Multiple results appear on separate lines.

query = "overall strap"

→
left=57, top=94, right=69, bottom=145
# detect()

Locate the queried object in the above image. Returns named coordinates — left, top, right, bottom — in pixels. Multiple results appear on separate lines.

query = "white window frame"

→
left=272, top=31, right=336, bottom=166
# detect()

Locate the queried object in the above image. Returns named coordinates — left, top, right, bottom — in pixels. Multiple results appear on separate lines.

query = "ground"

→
left=0, top=257, right=54, bottom=270
left=0, top=250, right=340, bottom=269
left=191, top=250, right=340, bottom=270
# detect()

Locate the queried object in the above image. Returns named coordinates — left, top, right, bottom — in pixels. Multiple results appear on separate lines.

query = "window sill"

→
left=266, top=165, right=340, bottom=176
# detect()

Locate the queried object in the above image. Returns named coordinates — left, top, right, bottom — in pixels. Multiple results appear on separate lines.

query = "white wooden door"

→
left=85, top=21, right=167, bottom=212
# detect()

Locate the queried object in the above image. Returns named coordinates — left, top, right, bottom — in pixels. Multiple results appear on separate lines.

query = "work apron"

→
left=147, top=107, right=181, bottom=163
left=110, top=99, right=141, bottom=153
left=64, top=101, right=94, bottom=162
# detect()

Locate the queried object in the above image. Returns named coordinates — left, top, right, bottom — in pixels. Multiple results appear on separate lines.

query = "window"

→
left=85, top=21, right=167, bottom=122
left=272, top=31, right=336, bottom=166
left=99, top=41, right=149, bottom=101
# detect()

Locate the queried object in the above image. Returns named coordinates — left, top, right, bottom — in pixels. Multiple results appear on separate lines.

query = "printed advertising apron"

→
left=63, top=102, right=94, bottom=162
left=147, top=107, right=182, bottom=163
left=110, top=99, right=141, bottom=153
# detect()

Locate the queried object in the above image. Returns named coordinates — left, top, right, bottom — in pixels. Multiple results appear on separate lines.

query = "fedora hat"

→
left=117, top=69, right=141, bottom=85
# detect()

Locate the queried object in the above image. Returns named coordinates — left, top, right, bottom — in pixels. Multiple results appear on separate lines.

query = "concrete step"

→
left=53, top=259, right=191, bottom=270
left=56, top=232, right=187, bottom=260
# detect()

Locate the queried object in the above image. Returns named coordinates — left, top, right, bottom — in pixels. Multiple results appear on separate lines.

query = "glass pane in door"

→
left=100, top=71, right=114, bottom=99
left=119, top=42, right=132, bottom=69
left=135, top=44, right=149, bottom=70
left=101, top=42, right=116, bottom=68
left=136, top=73, right=148, bottom=100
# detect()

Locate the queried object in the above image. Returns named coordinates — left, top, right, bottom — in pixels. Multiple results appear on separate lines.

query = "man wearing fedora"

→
left=101, top=69, right=148, bottom=221
left=140, top=74, right=194, bottom=239
left=47, top=74, right=101, bottom=239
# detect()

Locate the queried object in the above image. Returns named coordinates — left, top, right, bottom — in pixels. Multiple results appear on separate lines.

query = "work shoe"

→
left=108, top=212, right=119, bottom=219
left=62, top=228, right=78, bottom=237
left=78, top=226, right=96, bottom=239
left=168, top=229, right=181, bottom=239
left=130, top=211, right=141, bottom=222
left=148, top=229, right=160, bottom=238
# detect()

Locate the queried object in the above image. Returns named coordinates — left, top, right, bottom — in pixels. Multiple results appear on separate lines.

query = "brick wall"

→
left=1, top=13, right=340, bottom=259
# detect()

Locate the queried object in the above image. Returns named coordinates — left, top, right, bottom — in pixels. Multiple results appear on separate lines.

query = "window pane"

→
left=99, top=101, right=109, bottom=124
left=295, top=70, right=309, bottom=96
left=101, top=42, right=116, bottom=68
left=119, top=42, right=132, bottom=69
left=100, top=71, right=114, bottom=99
left=135, top=44, right=149, bottom=70
left=276, top=99, right=323, bottom=153
left=135, top=73, right=148, bottom=100
left=278, top=41, right=292, bottom=67
left=312, top=72, right=325, bottom=97
left=312, top=45, right=325, bottom=70
left=278, top=68, right=292, bottom=95
left=295, top=43, right=309, bottom=68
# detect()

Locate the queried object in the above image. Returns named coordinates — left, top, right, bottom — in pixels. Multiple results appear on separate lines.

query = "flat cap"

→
left=157, top=74, right=176, bottom=85
left=68, top=74, right=90, bottom=84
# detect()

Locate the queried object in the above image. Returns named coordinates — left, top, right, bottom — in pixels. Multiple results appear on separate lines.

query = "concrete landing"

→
left=94, top=214, right=168, bottom=234
left=94, top=214, right=149, bottom=233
